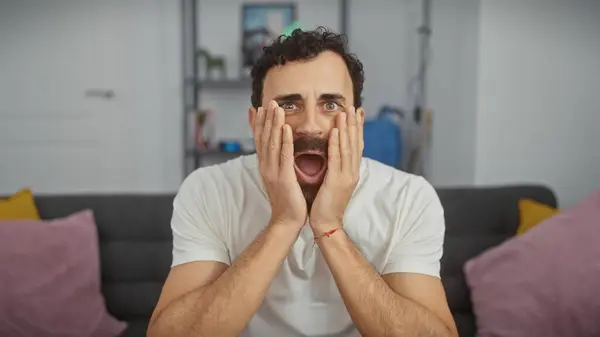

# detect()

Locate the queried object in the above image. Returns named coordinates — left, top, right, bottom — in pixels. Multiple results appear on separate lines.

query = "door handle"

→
left=85, top=89, right=115, bottom=99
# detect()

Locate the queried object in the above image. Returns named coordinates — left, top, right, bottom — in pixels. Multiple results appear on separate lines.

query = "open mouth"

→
left=294, top=151, right=327, bottom=184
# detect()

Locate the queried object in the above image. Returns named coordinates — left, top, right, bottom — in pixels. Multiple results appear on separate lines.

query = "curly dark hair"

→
left=250, top=27, right=364, bottom=109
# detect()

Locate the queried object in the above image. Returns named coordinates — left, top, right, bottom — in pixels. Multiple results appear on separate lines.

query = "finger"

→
left=280, top=124, right=295, bottom=176
left=347, top=106, right=358, bottom=171
left=253, top=107, right=265, bottom=157
left=328, top=128, right=341, bottom=172
left=358, top=109, right=364, bottom=155
left=261, top=101, right=276, bottom=163
left=338, top=112, right=352, bottom=173
left=268, top=107, right=284, bottom=171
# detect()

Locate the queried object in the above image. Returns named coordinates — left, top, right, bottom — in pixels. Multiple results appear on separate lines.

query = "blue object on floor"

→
left=362, top=106, right=403, bottom=168
left=219, top=141, right=242, bottom=153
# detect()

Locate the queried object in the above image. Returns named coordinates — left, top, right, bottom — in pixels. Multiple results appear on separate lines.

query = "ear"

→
left=248, top=106, right=257, bottom=131
left=356, top=107, right=366, bottom=124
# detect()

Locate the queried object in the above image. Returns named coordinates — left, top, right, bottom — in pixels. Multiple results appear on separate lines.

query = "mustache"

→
left=293, top=137, right=328, bottom=155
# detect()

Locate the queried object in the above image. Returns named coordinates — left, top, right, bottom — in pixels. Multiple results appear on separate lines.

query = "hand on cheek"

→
left=253, top=100, right=308, bottom=229
left=309, top=106, right=364, bottom=233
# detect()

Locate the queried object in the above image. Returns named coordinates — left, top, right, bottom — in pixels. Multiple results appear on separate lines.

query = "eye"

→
left=280, top=102, right=297, bottom=110
left=323, top=101, right=341, bottom=112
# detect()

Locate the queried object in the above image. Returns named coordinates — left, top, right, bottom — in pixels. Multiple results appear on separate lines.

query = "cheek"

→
left=323, top=115, right=336, bottom=129
left=284, top=115, right=301, bottom=129
left=319, top=114, right=337, bottom=135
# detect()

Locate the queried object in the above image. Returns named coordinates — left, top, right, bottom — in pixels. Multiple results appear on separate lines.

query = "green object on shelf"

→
left=282, top=21, right=301, bottom=37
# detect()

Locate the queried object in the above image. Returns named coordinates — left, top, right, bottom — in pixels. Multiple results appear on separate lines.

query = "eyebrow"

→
left=320, top=93, right=346, bottom=102
left=273, top=93, right=347, bottom=102
left=273, top=93, right=303, bottom=102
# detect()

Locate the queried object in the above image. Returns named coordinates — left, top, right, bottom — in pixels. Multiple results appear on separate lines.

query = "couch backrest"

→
left=437, top=185, right=557, bottom=336
left=34, top=194, right=175, bottom=336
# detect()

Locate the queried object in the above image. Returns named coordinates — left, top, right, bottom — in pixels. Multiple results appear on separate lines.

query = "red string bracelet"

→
left=314, top=228, right=343, bottom=241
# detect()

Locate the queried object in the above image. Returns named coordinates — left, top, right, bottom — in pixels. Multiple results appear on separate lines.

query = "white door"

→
left=0, top=0, right=180, bottom=194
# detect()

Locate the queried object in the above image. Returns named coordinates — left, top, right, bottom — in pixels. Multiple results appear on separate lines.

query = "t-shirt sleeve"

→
left=170, top=169, right=231, bottom=267
left=382, top=177, right=445, bottom=278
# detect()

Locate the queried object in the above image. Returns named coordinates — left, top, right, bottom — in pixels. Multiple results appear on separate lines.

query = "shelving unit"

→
left=181, top=0, right=349, bottom=177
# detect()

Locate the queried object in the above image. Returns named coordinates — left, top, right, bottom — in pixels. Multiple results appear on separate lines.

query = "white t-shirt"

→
left=171, top=154, right=445, bottom=337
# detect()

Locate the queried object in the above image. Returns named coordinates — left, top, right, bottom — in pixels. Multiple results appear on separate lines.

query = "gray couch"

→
left=31, top=185, right=557, bottom=337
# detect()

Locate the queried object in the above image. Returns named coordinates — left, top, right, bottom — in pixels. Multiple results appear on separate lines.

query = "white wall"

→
left=0, top=0, right=476, bottom=194
left=428, top=0, right=479, bottom=186
left=474, top=0, right=600, bottom=207
left=20, top=0, right=598, bottom=197
left=0, top=0, right=182, bottom=194
left=0, top=0, right=496, bottom=194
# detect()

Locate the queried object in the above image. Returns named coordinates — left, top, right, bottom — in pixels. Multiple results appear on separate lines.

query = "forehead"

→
left=262, top=51, right=353, bottom=103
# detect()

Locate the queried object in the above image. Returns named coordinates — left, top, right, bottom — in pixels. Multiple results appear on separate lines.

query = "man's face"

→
left=249, top=51, right=362, bottom=202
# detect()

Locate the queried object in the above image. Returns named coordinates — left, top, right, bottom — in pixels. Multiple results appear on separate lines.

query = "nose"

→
left=295, top=106, right=324, bottom=138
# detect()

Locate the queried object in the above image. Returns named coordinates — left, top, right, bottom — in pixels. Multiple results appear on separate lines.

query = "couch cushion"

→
left=465, top=188, right=600, bottom=337
left=517, top=198, right=560, bottom=235
left=0, top=210, right=126, bottom=337
left=437, top=185, right=557, bottom=337
left=33, top=195, right=175, bottom=335
left=0, top=188, right=40, bottom=220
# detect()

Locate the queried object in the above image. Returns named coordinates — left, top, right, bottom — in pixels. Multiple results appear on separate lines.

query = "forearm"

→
left=149, top=223, right=300, bottom=337
left=317, top=229, right=453, bottom=337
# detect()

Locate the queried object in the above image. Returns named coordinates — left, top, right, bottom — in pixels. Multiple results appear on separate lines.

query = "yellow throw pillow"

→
left=0, top=188, right=41, bottom=220
left=517, top=199, right=560, bottom=235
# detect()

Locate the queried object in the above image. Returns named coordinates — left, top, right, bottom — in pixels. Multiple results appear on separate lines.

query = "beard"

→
left=301, top=184, right=320, bottom=212
left=294, top=137, right=328, bottom=211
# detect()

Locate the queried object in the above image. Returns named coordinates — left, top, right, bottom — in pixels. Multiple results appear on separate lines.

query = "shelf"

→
left=187, top=78, right=252, bottom=89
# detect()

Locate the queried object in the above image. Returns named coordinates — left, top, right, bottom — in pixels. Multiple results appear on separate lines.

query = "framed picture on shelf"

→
left=240, top=3, right=297, bottom=77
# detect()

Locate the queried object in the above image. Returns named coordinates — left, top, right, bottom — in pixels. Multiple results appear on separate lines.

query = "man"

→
left=147, top=28, right=457, bottom=337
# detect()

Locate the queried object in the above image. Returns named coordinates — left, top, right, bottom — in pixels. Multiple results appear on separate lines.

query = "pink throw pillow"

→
left=0, top=210, right=127, bottom=337
left=464, top=189, right=600, bottom=337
